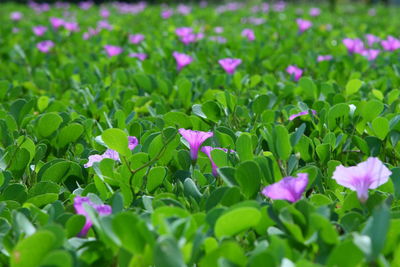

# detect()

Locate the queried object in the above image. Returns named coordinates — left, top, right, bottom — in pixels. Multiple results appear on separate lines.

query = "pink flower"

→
left=175, top=27, right=193, bottom=37
left=177, top=4, right=191, bottom=15
left=286, top=65, right=303, bottom=81
left=79, top=1, right=93, bottom=10
left=365, top=34, right=380, bottom=47
left=100, top=9, right=110, bottom=18
left=360, top=49, right=380, bottom=61
left=381, top=36, right=400, bottom=51
left=241, top=28, right=255, bottom=41
left=97, top=20, right=113, bottom=31
left=209, top=36, right=227, bottom=43
left=343, top=38, right=365, bottom=54
left=63, top=22, right=79, bottom=32
left=161, top=9, right=173, bottom=19
left=32, top=26, right=47, bottom=36
left=332, top=157, right=391, bottom=203
left=262, top=173, right=309, bottom=203
left=309, top=7, right=321, bottom=16
left=129, top=34, right=145, bottom=44
left=37, top=40, right=54, bottom=53
left=179, top=129, right=213, bottom=161
left=214, top=27, right=224, bottom=34
left=289, top=110, right=317, bottom=121
left=73, top=196, right=112, bottom=236
left=201, top=146, right=233, bottom=176
left=104, top=45, right=123, bottom=57
left=317, top=55, right=333, bottom=62
left=129, top=52, right=147, bottom=61
left=173, top=52, right=193, bottom=71
left=218, top=58, right=242, bottom=74
left=296, top=18, right=312, bottom=33
left=10, top=12, right=23, bottom=21
left=50, top=17, right=65, bottom=29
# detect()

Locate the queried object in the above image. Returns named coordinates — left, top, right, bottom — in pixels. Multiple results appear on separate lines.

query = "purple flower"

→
left=128, top=136, right=139, bottom=150
left=317, top=55, right=333, bottom=62
left=104, top=45, right=123, bottom=57
left=37, top=40, right=54, bottom=53
left=342, top=38, right=365, bottom=54
left=129, top=52, right=147, bottom=61
left=381, top=36, right=400, bottom=51
left=179, top=129, right=213, bottom=161
left=63, top=22, right=79, bottom=32
left=360, top=49, right=380, bottom=61
left=218, top=58, right=242, bottom=75
left=365, top=34, right=380, bottom=47
left=289, top=110, right=317, bottom=121
left=10, top=12, right=23, bottom=21
left=209, top=36, right=227, bottom=44
left=262, top=173, right=309, bottom=203
left=129, top=34, right=145, bottom=44
left=332, top=157, right=391, bottom=203
left=100, top=9, right=110, bottom=18
left=32, top=26, right=47, bottom=36
left=177, top=4, right=191, bottom=15
left=173, top=52, right=193, bottom=71
left=161, top=9, right=173, bottom=19
left=79, top=1, right=93, bottom=10
left=296, top=18, right=312, bottom=33
left=50, top=17, right=65, bottom=29
left=201, top=146, right=233, bottom=176
left=97, top=20, right=113, bottom=31
left=286, top=65, right=303, bottom=81
left=175, top=27, right=193, bottom=37
left=74, top=196, right=112, bottom=236
left=214, top=27, right=224, bottom=34
left=241, top=28, right=255, bottom=41
left=309, top=7, right=321, bottom=17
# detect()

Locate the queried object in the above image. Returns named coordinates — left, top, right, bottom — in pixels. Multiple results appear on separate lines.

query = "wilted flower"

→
left=342, top=38, right=365, bottom=54
left=37, top=40, right=54, bottom=53
left=365, top=34, right=380, bottom=47
left=262, top=173, right=309, bottom=203
left=104, top=45, right=123, bottom=57
left=129, top=52, right=147, bottom=61
left=218, top=58, right=242, bottom=74
left=10, top=11, right=23, bottom=21
left=309, top=7, right=321, bottom=17
left=32, top=26, right=47, bottom=36
left=286, top=65, right=303, bottom=81
left=129, top=34, right=145, bottom=44
left=332, top=157, right=391, bottom=203
left=296, top=18, right=312, bottom=33
left=173, top=52, right=193, bottom=71
left=381, top=36, right=400, bottom=51
left=317, top=55, right=333, bottom=62
left=241, top=28, right=255, bottom=41
left=74, top=196, right=112, bottom=236
left=201, top=146, right=233, bottom=176
left=179, top=129, right=213, bottom=161
left=289, top=110, right=317, bottom=121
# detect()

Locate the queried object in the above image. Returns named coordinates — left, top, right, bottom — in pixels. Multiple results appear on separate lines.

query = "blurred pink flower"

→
left=289, top=110, right=317, bottom=121
left=129, top=52, right=147, bottom=61
left=100, top=8, right=110, bottom=18
left=32, top=25, right=47, bottom=36
left=381, top=36, right=400, bottom=51
left=218, top=58, right=242, bottom=74
left=10, top=11, right=23, bottom=21
left=262, top=173, right=308, bottom=203
left=286, top=65, right=303, bottom=81
left=104, top=45, right=123, bottom=57
left=241, top=28, right=255, bottom=41
left=365, top=34, right=380, bottom=47
left=317, top=55, right=333, bottom=62
left=343, top=38, right=365, bottom=53
left=161, top=9, right=173, bottom=19
left=173, top=51, right=193, bottom=71
left=37, top=40, right=54, bottom=53
left=179, top=129, right=213, bottom=161
left=50, top=17, right=65, bottom=29
left=309, top=7, right=321, bottom=17
left=296, top=18, right=312, bottom=33
left=129, top=34, right=145, bottom=44
left=360, top=49, right=380, bottom=61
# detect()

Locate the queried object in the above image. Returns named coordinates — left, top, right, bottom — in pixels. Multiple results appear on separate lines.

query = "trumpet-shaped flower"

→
left=74, top=196, right=112, bottom=236
left=262, top=173, right=309, bottom=203
left=173, top=52, right=193, bottom=71
left=381, top=36, right=400, bottom=51
left=332, top=157, right=391, bottom=203
left=343, top=38, right=364, bottom=54
left=129, top=34, right=145, bottom=44
left=201, top=146, right=233, bottom=176
left=161, top=9, right=173, bottom=19
left=309, top=7, right=321, bottom=17
left=179, top=129, right=213, bottom=161
left=296, top=18, right=312, bottom=33
left=317, top=55, right=333, bottom=62
left=289, top=110, right=317, bottom=121
left=286, top=65, right=303, bottom=81
left=50, top=17, right=65, bottom=29
left=218, top=58, right=242, bottom=74
left=104, top=45, right=123, bottom=57
left=241, top=28, right=255, bottom=41
left=129, top=52, right=147, bottom=61
left=10, top=12, right=23, bottom=21
left=33, top=26, right=47, bottom=36
left=37, top=40, right=54, bottom=53
left=360, top=49, right=380, bottom=61
left=365, top=34, right=380, bottom=47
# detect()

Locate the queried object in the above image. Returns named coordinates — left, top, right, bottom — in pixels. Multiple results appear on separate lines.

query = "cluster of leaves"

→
left=1, top=2, right=400, bottom=267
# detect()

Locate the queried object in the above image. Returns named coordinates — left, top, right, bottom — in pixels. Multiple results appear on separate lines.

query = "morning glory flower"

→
left=104, top=45, right=123, bottom=57
left=342, top=38, right=365, bottom=54
left=286, top=65, right=303, bottom=81
left=201, top=146, right=234, bottom=176
left=173, top=52, right=193, bottom=71
left=100, top=8, right=110, bottom=18
left=74, top=196, right=112, bottom=236
left=381, top=36, right=400, bottom=51
left=63, top=22, right=80, bottom=32
left=50, top=17, right=65, bottom=29
left=32, top=26, right=47, bottom=36
left=262, top=173, right=309, bottom=203
left=309, top=7, right=321, bottom=17
left=365, top=34, right=380, bottom=47
left=37, top=40, right=54, bottom=53
left=360, top=49, right=380, bottom=61
left=332, top=157, right=391, bottom=203
left=10, top=12, right=23, bottom=21
left=129, top=34, right=145, bottom=44
left=161, top=9, right=173, bottom=19
left=296, top=18, right=312, bottom=33
left=214, top=26, right=224, bottom=34
left=129, top=52, right=147, bottom=61
left=179, top=129, right=213, bottom=161
left=241, top=28, right=255, bottom=41
left=218, top=58, right=242, bottom=74
left=175, top=27, right=193, bottom=37
left=317, top=55, right=333, bottom=62
left=289, top=110, right=317, bottom=121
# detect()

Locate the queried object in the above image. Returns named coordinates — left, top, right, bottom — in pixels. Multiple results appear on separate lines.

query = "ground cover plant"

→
left=1, top=1, right=400, bottom=266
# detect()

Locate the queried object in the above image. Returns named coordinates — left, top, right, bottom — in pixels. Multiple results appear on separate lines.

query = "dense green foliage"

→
left=1, top=2, right=400, bottom=267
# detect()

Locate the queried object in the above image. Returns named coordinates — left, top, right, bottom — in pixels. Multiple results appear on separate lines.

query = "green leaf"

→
left=236, top=133, right=253, bottom=161
left=56, top=123, right=84, bottom=148
left=37, top=113, right=63, bottom=138
left=112, top=212, right=146, bottom=254
left=102, top=128, right=130, bottom=156
left=154, top=236, right=186, bottom=267
left=147, top=166, right=166, bottom=192
left=371, top=117, right=389, bottom=140
left=275, top=125, right=291, bottom=161
left=326, top=240, right=364, bottom=267
left=235, top=161, right=261, bottom=199
left=214, top=207, right=261, bottom=239
left=345, top=79, right=363, bottom=96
